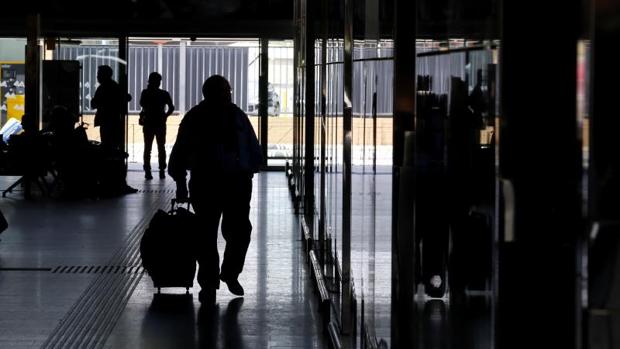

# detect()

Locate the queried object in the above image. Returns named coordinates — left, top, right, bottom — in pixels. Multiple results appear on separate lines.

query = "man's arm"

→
left=90, top=88, right=100, bottom=109
left=165, top=92, right=175, bottom=117
left=168, top=115, right=191, bottom=199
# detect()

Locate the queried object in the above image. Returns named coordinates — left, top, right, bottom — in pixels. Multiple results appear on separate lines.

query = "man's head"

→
left=20, top=113, right=37, bottom=133
left=202, top=75, right=232, bottom=105
left=97, top=65, right=114, bottom=84
left=148, top=72, right=162, bottom=88
left=50, top=106, right=74, bottom=133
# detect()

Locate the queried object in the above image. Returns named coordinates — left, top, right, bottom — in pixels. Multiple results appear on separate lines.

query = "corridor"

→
left=0, top=172, right=326, bottom=348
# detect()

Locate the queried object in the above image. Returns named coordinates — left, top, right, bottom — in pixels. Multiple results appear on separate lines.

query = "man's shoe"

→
left=199, top=288, right=216, bottom=305
left=221, top=277, right=244, bottom=296
left=159, top=170, right=166, bottom=179
left=145, top=172, right=153, bottom=180
left=123, top=185, right=139, bottom=194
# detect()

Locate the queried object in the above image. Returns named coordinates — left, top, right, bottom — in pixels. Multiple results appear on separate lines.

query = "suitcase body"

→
left=140, top=199, right=198, bottom=293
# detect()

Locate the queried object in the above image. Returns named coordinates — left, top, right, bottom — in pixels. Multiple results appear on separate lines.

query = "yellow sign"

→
left=1, top=61, right=25, bottom=123
left=7, top=94, right=25, bottom=120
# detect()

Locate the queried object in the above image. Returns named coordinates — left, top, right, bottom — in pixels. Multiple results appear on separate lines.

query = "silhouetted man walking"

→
left=91, top=65, right=132, bottom=150
left=169, top=75, right=262, bottom=304
left=140, top=72, right=175, bottom=179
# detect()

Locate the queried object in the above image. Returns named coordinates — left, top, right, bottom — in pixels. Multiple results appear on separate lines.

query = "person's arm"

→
left=90, top=88, right=100, bottom=109
left=168, top=115, right=191, bottom=199
left=139, top=90, right=146, bottom=108
left=165, top=92, right=175, bottom=117
left=239, top=108, right=263, bottom=173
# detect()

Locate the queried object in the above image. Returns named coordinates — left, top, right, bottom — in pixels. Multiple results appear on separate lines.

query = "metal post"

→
left=179, top=41, right=187, bottom=114
left=304, top=0, right=316, bottom=228
left=157, top=44, right=163, bottom=74
left=293, top=0, right=300, bottom=198
left=342, top=0, right=354, bottom=337
left=118, top=36, right=129, bottom=157
left=319, top=0, right=328, bottom=266
left=260, top=38, right=269, bottom=164
left=25, top=13, right=41, bottom=128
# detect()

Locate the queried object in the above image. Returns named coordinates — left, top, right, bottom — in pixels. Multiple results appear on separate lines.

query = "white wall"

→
left=0, top=39, right=26, bottom=62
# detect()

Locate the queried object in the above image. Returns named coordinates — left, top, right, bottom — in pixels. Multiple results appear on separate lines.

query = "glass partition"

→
left=53, top=38, right=260, bottom=165
left=52, top=38, right=121, bottom=143
left=351, top=38, right=393, bottom=344
left=0, top=38, right=27, bottom=128
left=413, top=6, right=499, bottom=346
left=267, top=40, right=294, bottom=166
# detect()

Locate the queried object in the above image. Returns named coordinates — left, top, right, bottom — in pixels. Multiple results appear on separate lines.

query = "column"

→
left=497, top=1, right=582, bottom=348
left=391, top=0, right=416, bottom=346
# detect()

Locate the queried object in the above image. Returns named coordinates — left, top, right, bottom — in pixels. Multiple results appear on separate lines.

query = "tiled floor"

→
left=0, top=171, right=326, bottom=349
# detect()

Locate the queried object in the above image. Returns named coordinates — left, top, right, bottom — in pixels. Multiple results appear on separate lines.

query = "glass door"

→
left=50, top=37, right=121, bottom=142
left=0, top=38, right=27, bottom=130
left=267, top=40, right=294, bottom=167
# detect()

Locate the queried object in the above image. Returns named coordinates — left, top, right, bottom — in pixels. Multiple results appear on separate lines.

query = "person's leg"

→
left=100, top=124, right=111, bottom=148
left=155, top=126, right=167, bottom=178
left=219, top=175, right=253, bottom=288
left=143, top=127, right=155, bottom=178
left=111, top=120, right=125, bottom=151
left=106, top=120, right=133, bottom=194
left=192, top=195, right=223, bottom=300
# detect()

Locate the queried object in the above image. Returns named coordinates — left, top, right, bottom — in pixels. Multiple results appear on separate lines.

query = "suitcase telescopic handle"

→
left=171, top=198, right=192, bottom=211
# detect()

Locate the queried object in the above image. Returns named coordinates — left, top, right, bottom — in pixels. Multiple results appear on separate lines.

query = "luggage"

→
left=140, top=199, right=198, bottom=293
left=449, top=210, right=493, bottom=294
left=463, top=210, right=492, bottom=289
left=0, top=208, right=7, bottom=234
left=93, top=143, right=129, bottom=196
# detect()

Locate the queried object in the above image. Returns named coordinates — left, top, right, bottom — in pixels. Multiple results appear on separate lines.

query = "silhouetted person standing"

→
left=90, top=65, right=137, bottom=196
left=140, top=72, right=175, bottom=180
left=468, top=69, right=487, bottom=128
left=91, top=65, right=131, bottom=150
left=169, top=75, right=262, bottom=305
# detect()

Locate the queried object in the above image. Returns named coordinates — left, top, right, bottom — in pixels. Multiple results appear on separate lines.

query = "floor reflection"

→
left=415, top=298, right=492, bottom=349
left=141, top=293, right=196, bottom=349
left=419, top=300, right=449, bottom=349
left=141, top=294, right=247, bottom=349
left=197, top=303, right=219, bottom=348
left=222, top=298, right=245, bottom=349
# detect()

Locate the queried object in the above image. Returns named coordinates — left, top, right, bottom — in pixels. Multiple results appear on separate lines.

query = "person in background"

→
left=91, top=65, right=137, bottom=195
left=139, top=72, right=175, bottom=180
left=91, top=65, right=131, bottom=151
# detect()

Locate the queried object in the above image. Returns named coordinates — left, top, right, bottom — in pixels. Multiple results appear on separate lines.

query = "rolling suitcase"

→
left=140, top=199, right=198, bottom=293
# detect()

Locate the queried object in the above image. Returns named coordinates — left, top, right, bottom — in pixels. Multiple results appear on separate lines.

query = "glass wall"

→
left=267, top=40, right=294, bottom=165
left=49, top=38, right=120, bottom=144
left=408, top=7, right=499, bottom=349
left=290, top=0, right=513, bottom=346
left=52, top=38, right=260, bottom=164
left=0, top=38, right=27, bottom=128
left=290, top=0, right=394, bottom=346
left=324, top=38, right=344, bottom=289
left=351, top=38, right=393, bottom=344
